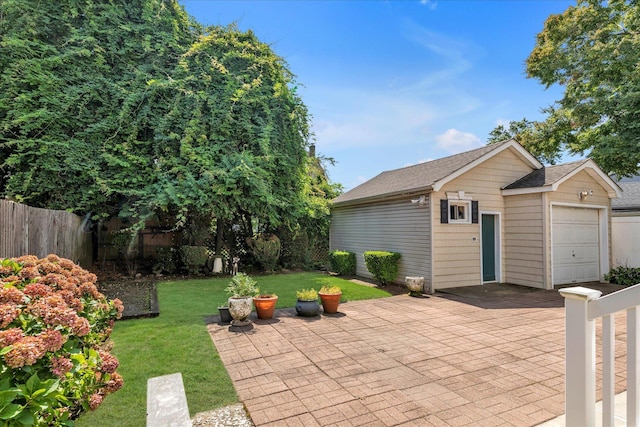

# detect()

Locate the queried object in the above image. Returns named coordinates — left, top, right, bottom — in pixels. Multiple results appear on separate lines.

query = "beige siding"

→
left=432, top=147, right=536, bottom=289
left=330, top=198, right=431, bottom=286
left=504, top=193, right=545, bottom=288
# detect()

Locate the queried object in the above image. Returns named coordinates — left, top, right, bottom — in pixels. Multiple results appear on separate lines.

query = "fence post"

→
left=559, top=286, right=602, bottom=427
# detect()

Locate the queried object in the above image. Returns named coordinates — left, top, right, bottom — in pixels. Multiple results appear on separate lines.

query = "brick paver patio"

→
left=207, top=283, right=628, bottom=426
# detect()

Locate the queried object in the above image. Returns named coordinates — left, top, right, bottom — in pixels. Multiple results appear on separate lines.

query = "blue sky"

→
left=181, top=0, right=575, bottom=191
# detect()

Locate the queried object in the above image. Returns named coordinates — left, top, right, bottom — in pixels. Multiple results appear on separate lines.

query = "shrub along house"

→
left=330, top=139, right=621, bottom=292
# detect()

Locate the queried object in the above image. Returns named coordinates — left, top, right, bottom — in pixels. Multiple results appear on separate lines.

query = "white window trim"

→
left=449, top=200, right=471, bottom=224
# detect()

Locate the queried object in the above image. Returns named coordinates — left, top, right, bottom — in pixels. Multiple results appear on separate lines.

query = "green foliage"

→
left=0, top=255, right=124, bottom=425
left=248, top=234, right=281, bottom=272
left=152, top=247, right=178, bottom=275
left=296, top=288, right=318, bottom=301
left=225, top=273, right=258, bottom=298
left=491, top=0, right=640, bottom=177
left=604, top=265, right=640, bottom=287
left=0, top=2, right=335, bottom=245
left=319, top=285, right=341, bottom=295
left=179, top=246, right=209, bottom=275
left=363, top=251, right=401, bottom=286
left=329, top=250, right=356, bottom=276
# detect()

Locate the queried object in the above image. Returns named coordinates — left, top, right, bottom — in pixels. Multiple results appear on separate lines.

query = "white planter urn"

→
left=228, top=296, right=253, bottom=326
left=405, top=276, right=424, bottom=295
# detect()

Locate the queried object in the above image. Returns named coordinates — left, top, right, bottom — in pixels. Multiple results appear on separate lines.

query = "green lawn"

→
left=77, top=272, right=390, bottom=426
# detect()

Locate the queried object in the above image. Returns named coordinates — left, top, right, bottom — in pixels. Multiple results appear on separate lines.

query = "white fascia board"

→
left=432, top=139, right=542, bottom=192
left=502, top=186, right=553, bottom=196
left=551, top=160, right=622, bottom=198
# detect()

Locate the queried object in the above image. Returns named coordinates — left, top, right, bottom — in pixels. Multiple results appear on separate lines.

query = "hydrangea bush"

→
left=0, top=255, right=124, bottom=426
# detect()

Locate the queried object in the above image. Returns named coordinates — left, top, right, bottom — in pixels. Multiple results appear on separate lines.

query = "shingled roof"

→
left=612, top=180, right=640, bottom=211
left=333, top=139, right=540, bottom=206
left=502, top=160, right=591, bottom=190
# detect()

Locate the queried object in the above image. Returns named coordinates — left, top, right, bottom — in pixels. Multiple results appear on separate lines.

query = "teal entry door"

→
left=482, top=214, right=496, bottom=282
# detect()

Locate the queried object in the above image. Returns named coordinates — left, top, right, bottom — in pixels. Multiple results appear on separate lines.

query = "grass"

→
left=76, top=272, right=390, bottom=426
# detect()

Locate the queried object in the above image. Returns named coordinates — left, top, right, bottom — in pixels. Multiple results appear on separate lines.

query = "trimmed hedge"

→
left=328, top=250, right=356, bottom=276
left=363, top=251, right=401, bottom=286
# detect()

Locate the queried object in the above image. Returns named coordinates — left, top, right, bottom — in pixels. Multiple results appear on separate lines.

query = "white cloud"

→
left=419, top=0, right=437, bottom=10
left=436, top=128, right=482, bottom=153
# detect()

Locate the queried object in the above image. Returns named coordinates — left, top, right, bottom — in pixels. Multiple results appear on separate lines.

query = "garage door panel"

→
left=552, top=207, right=600, bottom=285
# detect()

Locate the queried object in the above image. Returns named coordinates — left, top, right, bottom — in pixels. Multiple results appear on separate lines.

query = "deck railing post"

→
left=559, top=286, right=602, bottom=427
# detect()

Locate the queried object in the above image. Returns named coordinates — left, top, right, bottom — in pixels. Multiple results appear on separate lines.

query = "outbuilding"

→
left=330, top=139, right=621, bottom=292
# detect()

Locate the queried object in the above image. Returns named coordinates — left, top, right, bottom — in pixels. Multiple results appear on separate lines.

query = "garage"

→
left=552, top=206, right=601, bottom=285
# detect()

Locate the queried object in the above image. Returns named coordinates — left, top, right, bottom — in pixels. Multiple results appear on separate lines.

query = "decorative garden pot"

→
left=218, top=306, right=232, bottom=324
left=295, top=299, right=320, bottom=317
left=228, top=296, right=253, bottom=326
left=318, top=292, right=342, bottom=314
left=253, top=295, right=278, bottom=320
left=405, top=276, right=424, bottom=296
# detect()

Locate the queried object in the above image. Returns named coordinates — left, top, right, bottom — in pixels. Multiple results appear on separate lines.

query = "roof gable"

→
left=502, top=159, right=622, bottom=198
left=332, top=139, right=541, bottom=206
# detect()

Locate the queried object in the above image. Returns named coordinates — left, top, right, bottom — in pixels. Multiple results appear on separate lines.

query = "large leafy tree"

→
left=0, top=0, right=195, bottom=215
left=0, top=1, right=326, bottom=250
left=138, top=25, right=312, bottom=238
left=489, top=0, right=640, bottom=177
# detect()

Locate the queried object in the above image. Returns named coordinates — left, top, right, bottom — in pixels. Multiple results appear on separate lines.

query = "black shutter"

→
left=440, top=199, right=448, bottom=223
left=471, top=200, right=479, bottom=224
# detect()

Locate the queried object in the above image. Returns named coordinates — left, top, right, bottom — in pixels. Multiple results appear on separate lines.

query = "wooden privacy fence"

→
left=0, top=200, right=92, bottom=268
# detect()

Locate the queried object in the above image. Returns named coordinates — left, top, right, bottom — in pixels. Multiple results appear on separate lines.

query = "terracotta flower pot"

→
left=253, top=295, right=278, bottom=319
left=318, top=292, right=342, bottom=314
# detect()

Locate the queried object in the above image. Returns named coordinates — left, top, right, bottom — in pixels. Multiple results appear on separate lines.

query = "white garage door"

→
left=552, top=207, right=600, bottom=285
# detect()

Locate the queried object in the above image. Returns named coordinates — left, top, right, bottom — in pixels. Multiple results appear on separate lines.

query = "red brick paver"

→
left=207, top=284, right=627, bottom=426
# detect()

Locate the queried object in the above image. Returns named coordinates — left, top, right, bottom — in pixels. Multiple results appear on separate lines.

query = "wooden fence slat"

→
left=0, top=200, right=92, bottom=268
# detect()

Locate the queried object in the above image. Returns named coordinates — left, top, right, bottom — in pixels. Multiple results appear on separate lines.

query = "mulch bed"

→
left=97, top=279, right=159, bottom=319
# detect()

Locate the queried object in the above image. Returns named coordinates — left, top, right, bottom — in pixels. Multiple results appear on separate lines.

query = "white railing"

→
left=560, top=283, right=640, bottom=427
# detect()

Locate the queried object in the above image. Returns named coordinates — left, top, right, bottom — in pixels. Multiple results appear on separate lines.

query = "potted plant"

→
left=217, top=302, right=232, bottom=324
left=295, top=288, right=320, bottom=317
left=318, top=285, right=342, bottom=314
left=225, top=273, right=258, bottom=326
left=253, top=291, right=278, bottom=319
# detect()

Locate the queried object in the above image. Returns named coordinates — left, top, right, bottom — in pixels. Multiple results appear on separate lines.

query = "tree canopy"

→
left=489, top=0, right=640, bottom=177
left=0, top=0, right=335, bottom=242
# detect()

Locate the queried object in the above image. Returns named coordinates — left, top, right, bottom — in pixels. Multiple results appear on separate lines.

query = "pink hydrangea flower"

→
left=0, top=304, right=21, bottom=328
left=0, top=328, right=23, bottom=347
left=4, top=336, right=46, bottom=368
left=98, top=351, right=119, bottom=374
left=39, top=329, right=65, bottom=352
left=88, top=393, right=104, bottom=410
left=51, top=356, right=74, bottom=377
left=0, top=287, right=25, bottom=304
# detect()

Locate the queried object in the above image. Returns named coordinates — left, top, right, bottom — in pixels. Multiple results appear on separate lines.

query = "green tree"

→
left=0, top=0, right=195, bottom=216
left=136, top=26, right=312, bottom=244
left=490, top=0, right=640, bottom=177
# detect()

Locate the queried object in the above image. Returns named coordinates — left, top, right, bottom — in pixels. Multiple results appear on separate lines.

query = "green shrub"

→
left=153, top=247, right=178, bottom=275
left=363, top=251, right=401, bottom=286
left=180, top=246, right=209, bottom=274
left=225, top=273, right=258, bottom=298
left=248, top=234, right=281, bottom=272
left=605, top=265, right=640, bottom=286
left=329, top=250, right=356, bottom=276
left=0, top=255, right=124, bottom=425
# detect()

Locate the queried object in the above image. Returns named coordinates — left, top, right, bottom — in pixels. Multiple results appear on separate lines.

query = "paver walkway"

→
left=207, top=283, right=628, bottom=426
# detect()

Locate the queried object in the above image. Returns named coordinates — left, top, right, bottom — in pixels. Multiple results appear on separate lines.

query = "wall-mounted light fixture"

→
left=411, top=195, right=427, bottom=206
left=578, top=190, right=593, bottom=200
